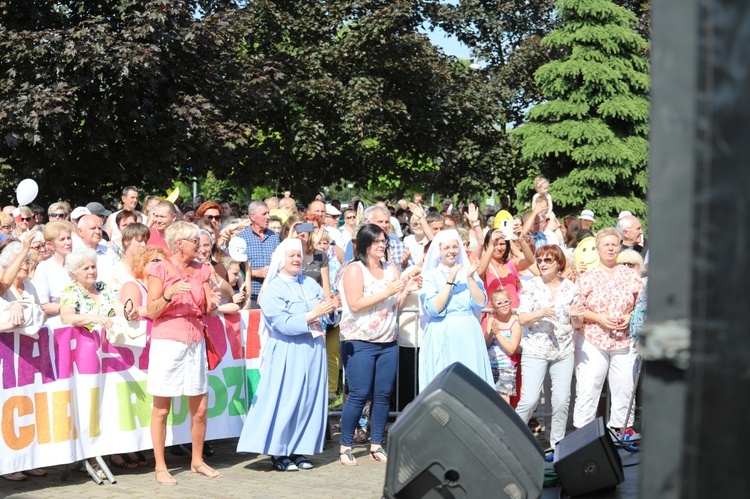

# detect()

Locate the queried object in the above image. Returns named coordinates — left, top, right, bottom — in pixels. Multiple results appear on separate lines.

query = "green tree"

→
left=0, top=1, right=273, bottom=205
left=513, top=0, right=649, bottom=227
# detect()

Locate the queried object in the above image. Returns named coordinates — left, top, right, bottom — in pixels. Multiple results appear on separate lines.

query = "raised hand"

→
left=467, top=203, right=479, bottom=223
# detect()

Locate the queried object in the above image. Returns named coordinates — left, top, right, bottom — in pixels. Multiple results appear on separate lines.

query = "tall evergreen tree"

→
left=513, top=0, right=649, bottom=227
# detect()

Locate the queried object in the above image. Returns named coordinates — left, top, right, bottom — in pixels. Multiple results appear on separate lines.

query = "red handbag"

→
left=203, top=323, right=221, bottom=370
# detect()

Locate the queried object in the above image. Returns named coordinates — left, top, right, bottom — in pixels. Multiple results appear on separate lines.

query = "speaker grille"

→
left=397, top=446, right=419, bottom=485
left=430, top=405, right=450, bottom=426
left=503, top=483, right=524, bottom=499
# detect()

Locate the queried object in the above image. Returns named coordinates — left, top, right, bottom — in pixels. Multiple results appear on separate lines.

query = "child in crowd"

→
left=531, top=176, right=553, bottom=215
left=485, top=289, right=522, bottom=403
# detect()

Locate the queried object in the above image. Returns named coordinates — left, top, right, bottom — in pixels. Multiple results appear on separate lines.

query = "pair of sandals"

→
left=110, top=452, right=148, bottom=470
left=339, top=447, right=388, bottom=466
left=271, top=455, right=313, bottom=471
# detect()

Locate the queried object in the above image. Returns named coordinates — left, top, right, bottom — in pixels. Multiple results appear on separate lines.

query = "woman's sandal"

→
left=110, top=454, right=138, bottom=470
left=370, top=447, right=388, bottom=463
left=154, top=468, right=177, bottom=486
left=290, top=454, right=313, bottom=470
left=191, top=462, right=222, bottom=478
left=133, top=451, right=149, bottom=467
left=271, top=456, right=299, bottom=472
left=339, top=449, right=358, bottom=466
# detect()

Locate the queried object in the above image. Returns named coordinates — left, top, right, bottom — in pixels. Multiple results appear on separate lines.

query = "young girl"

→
left=485, top=289, right=522, bottom=403
left=531, top=176, right=553, bottom=215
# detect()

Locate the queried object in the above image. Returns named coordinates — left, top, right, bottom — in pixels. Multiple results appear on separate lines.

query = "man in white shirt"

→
left=76, top=214, right=118, bottom=286
left=104, top=186, right=146, bottom=239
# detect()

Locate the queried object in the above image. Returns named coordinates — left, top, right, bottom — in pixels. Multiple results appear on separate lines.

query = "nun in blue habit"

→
left=237, top=238, right=338, bottom=471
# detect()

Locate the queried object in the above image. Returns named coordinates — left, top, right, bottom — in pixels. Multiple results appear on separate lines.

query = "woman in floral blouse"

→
left=60, top=248, right=136, bottom=330
left=573, top=228, right=644, bottom=438
left=338, top=224, right=421, bottom=466
left=515, top=245, right=584, bottom=450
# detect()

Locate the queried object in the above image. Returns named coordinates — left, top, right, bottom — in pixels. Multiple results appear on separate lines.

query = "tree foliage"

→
left=513, top=0, right=649, bottom=227
left=0, top=0, right=280, bottom=205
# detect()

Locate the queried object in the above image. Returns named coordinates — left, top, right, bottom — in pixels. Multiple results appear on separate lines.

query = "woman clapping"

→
left=419, top=230, right=493, bottom=391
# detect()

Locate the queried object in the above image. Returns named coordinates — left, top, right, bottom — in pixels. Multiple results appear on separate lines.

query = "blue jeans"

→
left=340, top=340, right=398, bottom=446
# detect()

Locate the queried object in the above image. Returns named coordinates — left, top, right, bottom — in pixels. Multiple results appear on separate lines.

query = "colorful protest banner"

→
left=0, top=311, right=261, bottom=475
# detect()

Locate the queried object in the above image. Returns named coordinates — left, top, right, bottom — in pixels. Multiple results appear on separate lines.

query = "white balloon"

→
left=16, top=179, right=39, bottom=206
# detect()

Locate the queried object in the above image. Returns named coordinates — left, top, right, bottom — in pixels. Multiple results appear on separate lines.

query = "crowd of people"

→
left=0, top=179, right=647, bottom=481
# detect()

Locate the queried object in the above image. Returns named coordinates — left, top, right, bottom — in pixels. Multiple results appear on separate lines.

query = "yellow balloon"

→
left=574, top=236, right=600, bottom=270
left=166, top=187, right=179, bottom=203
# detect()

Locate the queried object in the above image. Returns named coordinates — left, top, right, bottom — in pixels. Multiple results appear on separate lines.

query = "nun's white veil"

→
left=257, top=238, right=303, bottom=348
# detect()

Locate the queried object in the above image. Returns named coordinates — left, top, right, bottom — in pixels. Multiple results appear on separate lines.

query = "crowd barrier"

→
left=0, top=311, right=263, bottom=476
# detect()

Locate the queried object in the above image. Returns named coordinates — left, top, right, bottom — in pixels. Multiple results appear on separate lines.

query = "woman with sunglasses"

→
left=144, top=222, right=222, bottom=485
left=47, top=202, right=69, bottom=222
left=573, top=228, right=644, bottom=440
left=515, top=245, right=584, bottom=452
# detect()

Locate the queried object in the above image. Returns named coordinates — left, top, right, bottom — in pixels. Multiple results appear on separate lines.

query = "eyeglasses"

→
left=49, top=213, right=66, bottom=219
left=205, top=215, right=221, bottom=221
left=0, top=225, right=11, bottom=230
left=619, top=262, right=636, bottom=268
left=536, top=257, right=556, bottom=265
left=21, top=217, right=32, bottom=221
left=345, top=215, right=356, bottom=220
left=183, top=237, right=200, bottom=245
left=30, top=244, right=43, bottom=251
left=373, top=238, right=387, bottom=246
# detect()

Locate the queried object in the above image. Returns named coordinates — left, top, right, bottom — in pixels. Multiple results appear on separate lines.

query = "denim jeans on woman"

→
left=340, top=340, right=398, bottom=447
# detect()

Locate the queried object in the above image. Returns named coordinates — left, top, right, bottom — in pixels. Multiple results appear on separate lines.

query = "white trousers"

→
left=573, top=335, right=639, bottom=429
left=515, top=353, right=575, bottom=448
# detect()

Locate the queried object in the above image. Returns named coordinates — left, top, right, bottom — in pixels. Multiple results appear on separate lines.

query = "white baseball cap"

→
left=70, top=206, right=91, bottom=220
left=227, top=236, right=248, bottom=262
left=325, top=204, right=342, bottom=216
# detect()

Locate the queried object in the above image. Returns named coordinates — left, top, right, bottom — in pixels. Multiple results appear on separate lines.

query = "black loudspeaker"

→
left=383, top=362, right=544, bottom=499
left=553, top=417, right=624, bottom=497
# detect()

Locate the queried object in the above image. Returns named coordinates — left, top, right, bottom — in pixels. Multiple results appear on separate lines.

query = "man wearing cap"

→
left=147, top=201, right=177, bottom=251
left=616, top=214, right=646, bottom=254
left=236, top=201, right=279, bottom=309
left=323, top=203, right=345, bottom=262
left=76, top=214, right=118, bottom=285
left=104, top=186, right=146, bottom=240
left=579, top=210, right=596, bottom=231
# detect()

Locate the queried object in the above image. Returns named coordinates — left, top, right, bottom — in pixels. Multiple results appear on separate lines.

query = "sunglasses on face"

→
left=30, top=244, right=43, bottom=251
left=619, top=262, right=636, bottom=268
left=536, top=257, right=556, bottom=265
left=21, top=217, right=32, bottom=221
left=49, top=213, right=66, bottom=219
left=345, top=215, right=356, bottom=220
left=205, top=215, right=221, bottom=221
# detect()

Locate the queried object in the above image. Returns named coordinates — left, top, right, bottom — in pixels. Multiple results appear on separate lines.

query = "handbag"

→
left=1, top=300, right=45, bottom=339
left=203, top=323, right=221, bottom=370
left=107, top=317, right=148, bottom=348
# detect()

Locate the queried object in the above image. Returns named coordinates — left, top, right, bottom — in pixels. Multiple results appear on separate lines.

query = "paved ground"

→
left=2, top=393, right=642, bottom=498
left=1, top=432, right=387, bottom=499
